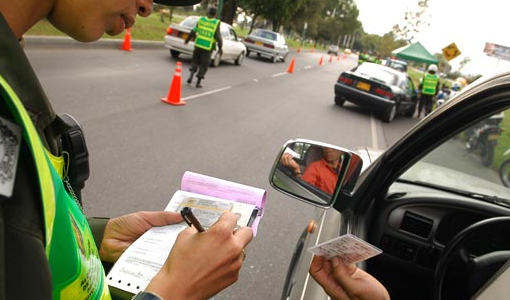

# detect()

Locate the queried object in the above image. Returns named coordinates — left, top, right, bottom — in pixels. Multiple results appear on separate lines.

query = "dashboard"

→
left=365, top=182, right=510, bottom=300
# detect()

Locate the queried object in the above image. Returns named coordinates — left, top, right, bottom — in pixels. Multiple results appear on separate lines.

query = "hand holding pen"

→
left=146, top=211, right=253, bottom=300
left=180, top=206, right=205, bottom=232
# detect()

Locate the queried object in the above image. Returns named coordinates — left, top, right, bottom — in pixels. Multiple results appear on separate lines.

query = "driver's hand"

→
left=280, top=153, right=301, bottom=175
left=309, top=256, right=390, bottom=300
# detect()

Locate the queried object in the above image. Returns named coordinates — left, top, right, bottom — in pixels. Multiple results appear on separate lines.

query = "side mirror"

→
left=269, top=139, right=363, bottom=207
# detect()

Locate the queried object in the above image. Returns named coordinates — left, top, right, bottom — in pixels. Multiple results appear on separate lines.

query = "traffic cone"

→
left=318, top=55, right=324, bottom=65
left=120, top=28, right=132, bottom=51
left=161, top=61, right=185, bottom=106
left=337, top=55, right=341, bottom=62
left=328, top=55, right=333, bottom=63
left=287, top=58, right=295, bottom=73
left=297, top=46, right=301, bottom=53
left=311, top=47, right=315, bottom=53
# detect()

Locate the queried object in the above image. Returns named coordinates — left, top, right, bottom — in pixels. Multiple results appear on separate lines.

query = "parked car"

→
left=327, top=45, right=339, bottom=56
left=334, top=62, right=418, bottom=122
left=270, top=70, right=510, bottom=300
left=343, top=48, right=352, bottom=55
left=163, top=16, right=247, bottom=67
left=242, top=28, right=289, bottom=63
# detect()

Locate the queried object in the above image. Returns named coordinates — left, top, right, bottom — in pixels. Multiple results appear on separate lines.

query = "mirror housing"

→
left=269, top=139, right=363, bottom=207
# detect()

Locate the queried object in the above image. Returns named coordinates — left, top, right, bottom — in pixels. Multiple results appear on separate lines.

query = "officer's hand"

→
left=309, top=256, right=390, bottom=300
left=184, top=40, right=189, bottom=45
left=145, top=211, right=253, bottom=300
left=99, top=211, right=183, bottom=262
left=219, top=49, right=223, bottom=56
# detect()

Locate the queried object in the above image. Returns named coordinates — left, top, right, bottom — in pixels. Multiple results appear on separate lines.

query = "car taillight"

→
left=339, top=76, right=353, bottom=85
left=264, top=43, right=275, bottom=49
left=244, top=38, right=253, bottom=43
left=166, top=27, right=172, bottom=35
left=374, top=88, right=393, bottom=98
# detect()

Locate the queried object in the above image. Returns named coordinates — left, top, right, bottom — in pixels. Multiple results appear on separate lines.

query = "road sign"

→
left=442, top=43, right=461, bottom=61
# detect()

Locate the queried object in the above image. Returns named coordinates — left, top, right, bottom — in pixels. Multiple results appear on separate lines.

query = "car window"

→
left=254, top=30, right=277, bottom=41
left=407, top=77, right=416, bottom=93
left=229, top=27, right=238, bottom=41
left=221, top=26, right=231, bottom=40
left=181, top=17, right=198, bottom=28
left=398, top=108, right=510, bottom=204
left=356, top=64, right=398, bottom=85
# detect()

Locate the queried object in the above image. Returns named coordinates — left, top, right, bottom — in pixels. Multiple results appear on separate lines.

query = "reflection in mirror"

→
left=270, top=139, right=363, bottom=207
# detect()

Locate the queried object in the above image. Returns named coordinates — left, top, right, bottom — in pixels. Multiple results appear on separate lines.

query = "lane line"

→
left=272, top=72, right=288, bottom=77
left=181, top=86, right=232, bottom=100
left=371, top=113, right=379, bottom=149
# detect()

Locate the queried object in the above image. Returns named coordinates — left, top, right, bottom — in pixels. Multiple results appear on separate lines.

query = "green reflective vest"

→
left=0, top=74, right=111, bottom=300
left=194, top=16, right=220, bottom=51
left=421, top=73, right=440, bottom=95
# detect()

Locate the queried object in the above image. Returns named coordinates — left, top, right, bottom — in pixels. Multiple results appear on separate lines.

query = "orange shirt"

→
left=301, top=158, right=339, bottom=194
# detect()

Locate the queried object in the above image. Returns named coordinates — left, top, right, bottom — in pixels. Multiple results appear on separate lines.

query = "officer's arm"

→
left=184, top=29, right=196, bottom=44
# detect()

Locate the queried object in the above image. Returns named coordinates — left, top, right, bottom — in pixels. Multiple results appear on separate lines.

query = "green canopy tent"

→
left=392, top=42, right=438, bottom=65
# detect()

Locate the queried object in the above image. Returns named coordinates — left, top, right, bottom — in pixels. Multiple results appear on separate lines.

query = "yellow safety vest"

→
left=422, top=73, right=440, bottom=95
left=194, top=16, right=220, bottom=51
left=0, top=74, right=111, bottom=300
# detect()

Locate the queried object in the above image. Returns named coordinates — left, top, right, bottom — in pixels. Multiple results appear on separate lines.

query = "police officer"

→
left=0, top=1, right=252, bottom=300
left=185, top=6, right=223, bottom=88
left=417, top=64, right=441, bottom=118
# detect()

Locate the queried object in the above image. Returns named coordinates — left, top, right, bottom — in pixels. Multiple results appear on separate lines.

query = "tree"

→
left=392, top=0, right=431, bottom=43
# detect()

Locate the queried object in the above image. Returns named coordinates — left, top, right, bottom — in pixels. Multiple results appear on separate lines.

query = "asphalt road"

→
left=24, top=38, right=419, bottom=300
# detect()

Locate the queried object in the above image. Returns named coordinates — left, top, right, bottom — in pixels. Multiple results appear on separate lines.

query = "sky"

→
left=354, top=0, right=510, bottom=76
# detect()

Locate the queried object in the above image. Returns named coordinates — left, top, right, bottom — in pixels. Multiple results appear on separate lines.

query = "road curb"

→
left=24, top=36, right=164, bottom=50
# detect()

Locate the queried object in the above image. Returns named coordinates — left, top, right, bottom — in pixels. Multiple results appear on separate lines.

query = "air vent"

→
left=400, top=211, right=433, bottom=239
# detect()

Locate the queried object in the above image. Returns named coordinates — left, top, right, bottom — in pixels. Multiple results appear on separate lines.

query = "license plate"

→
left=356, top=81, right=371, bottom=92
left=488, top=133, right=499, bottom=141
left=255, top=41, right=263, bottom=46
left=181, top=33, right=188, bottom=40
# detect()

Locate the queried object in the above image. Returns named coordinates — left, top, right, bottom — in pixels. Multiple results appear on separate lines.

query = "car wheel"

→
left=235, top=52, right=245, bottom=66
left=246, top=50, right=251, bottom=57
left=381, top=104, right=396, bottom=122
left=405, top=103, right=416, bottom=117
left=211, top=53, right=221, bottom=67
left=170, top=50, right=180, bottom=59
left=281, top=52, right=288, bottom=63
left=334, top=95, right=345, bottom=106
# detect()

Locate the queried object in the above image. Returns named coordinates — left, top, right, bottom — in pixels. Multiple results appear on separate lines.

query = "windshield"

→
left=399, top=109, right=510, bottom=204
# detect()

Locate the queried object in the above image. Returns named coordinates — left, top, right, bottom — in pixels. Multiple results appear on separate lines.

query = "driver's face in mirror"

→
left=279, top=145, right=345, bottom=195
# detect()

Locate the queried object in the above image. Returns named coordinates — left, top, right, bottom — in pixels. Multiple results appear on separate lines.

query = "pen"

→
left=180, top=207, right=205, bottom=232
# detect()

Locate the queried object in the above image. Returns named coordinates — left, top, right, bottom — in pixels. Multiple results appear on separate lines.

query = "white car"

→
left=163, top=16, right=247, bottom=67
left=242, top=28, right=289, bottom=63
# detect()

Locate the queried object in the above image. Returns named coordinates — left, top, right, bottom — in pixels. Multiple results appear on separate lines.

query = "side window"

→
left=229, top=28, right=238, bottom=41
left=407, top=77, right=416, bottom=94
left=221, top=27, right=230, bottom=40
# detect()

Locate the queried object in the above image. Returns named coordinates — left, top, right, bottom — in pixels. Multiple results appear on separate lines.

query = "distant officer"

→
left=185, top=6, right=223, bottom=88
left=417, top=64, right=440, bottom=117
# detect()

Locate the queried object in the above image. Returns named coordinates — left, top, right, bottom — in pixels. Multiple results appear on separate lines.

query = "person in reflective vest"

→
left=185, top=6, right=223, bottom=88
left=0, top=1, right=252, bottom=300
left=417, top=64, right=441, bottom=118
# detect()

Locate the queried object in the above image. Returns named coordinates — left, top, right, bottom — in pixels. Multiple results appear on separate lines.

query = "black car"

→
left=270, top=70, right=510, bottom=300
left=334, top=62, right=418, bottom=122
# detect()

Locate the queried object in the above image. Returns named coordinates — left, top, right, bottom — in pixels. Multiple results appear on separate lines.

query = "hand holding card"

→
left=308, top=234, right=382, bottom=264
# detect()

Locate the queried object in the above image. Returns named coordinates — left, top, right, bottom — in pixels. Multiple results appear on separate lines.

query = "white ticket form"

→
left=308, top=234, right=382, bottom=264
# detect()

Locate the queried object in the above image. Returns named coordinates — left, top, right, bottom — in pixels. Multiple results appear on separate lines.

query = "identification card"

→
left=0, top=116, right=22, bottom=198
left=308, top=234, right=382, bottom=264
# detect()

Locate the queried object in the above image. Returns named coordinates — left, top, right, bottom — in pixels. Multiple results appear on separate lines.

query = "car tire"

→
left=405, top=103, right=416, bottom=117
left=246, top=50, right=251, bottom=57
left=281, top=52, right=288, bottom=63
left=381, top=104, right=396, bottom=123
left=334, top=95, right=345, bottom=106
left=211, top=53, right=221, bottom=67
left=170, top=50, right=180, bottom=59
left=235, top=52, right=245, bottom=66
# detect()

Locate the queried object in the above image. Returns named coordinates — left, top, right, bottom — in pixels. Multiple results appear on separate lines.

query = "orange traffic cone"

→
left=297, top=46, right=301, bottom=53
left=311, top=47, right=315, bottom=53
left=161, top=61, right=185, bottom=106
left=328, top=55, right=333, bottom=63
left=337, top=55, right=341, bottom=62
left=120, top=28, right=132, bottom=51
left=318, top=55, right=324, bottom=65
left=287, top=58, right=295, bottom=73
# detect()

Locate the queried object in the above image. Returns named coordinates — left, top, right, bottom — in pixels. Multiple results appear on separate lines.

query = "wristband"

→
left=131, top=292, right=164, bottom=300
